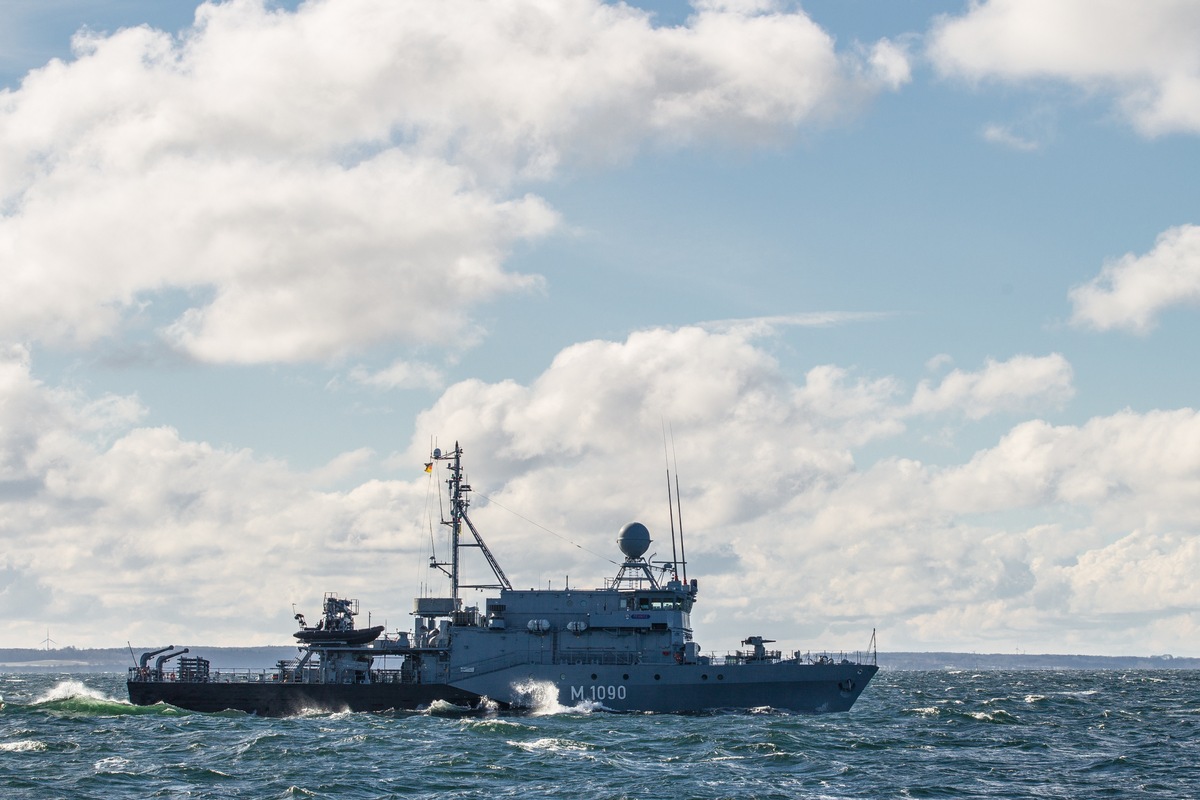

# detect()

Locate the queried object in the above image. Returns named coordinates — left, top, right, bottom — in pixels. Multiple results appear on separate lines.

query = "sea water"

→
left=1, top=669, right=1196, bottom=799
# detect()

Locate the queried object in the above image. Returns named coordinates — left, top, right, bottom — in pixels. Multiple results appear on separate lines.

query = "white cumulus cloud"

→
left=1069, top=224, right=1200, bottom=333
left=927, top=0, right=1200, bottom=136
left=0, top=0, right=908, bottom=364
left=0, top=344, right=437, bottom=645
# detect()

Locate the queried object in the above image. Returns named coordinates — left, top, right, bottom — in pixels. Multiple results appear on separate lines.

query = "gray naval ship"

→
left=129, top=443, right=877, bottom=715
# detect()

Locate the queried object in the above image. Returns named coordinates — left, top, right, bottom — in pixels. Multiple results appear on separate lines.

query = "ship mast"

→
left=431, top=442, right=512, bottom=603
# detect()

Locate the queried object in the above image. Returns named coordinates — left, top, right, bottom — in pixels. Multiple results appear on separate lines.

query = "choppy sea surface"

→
left=2, top=669, right=1197, bottom=799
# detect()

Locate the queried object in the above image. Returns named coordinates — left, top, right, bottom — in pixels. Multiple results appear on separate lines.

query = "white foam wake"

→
left=508, top=679, right=601, bottom=715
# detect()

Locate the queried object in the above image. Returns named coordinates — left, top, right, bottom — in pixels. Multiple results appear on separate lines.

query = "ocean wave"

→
left=35, top=679, right=118, bottom=705
left=908, top=706, right=941, bottom=716
left=20, top=679, right=175, bottom=717
left=0, top=739, right=47, bottom=752
left=93, top=755, right=137, bottom=775
left=507, top=736, right=595, bottom=754
left=963, top=709, right=1020, bottom=724
left=426, top=698, right=486, bottom=716
left=462, top=718, right=537, bottom=734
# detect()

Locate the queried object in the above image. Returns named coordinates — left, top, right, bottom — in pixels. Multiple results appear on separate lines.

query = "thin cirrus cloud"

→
left=347, top=359, right=446, bottom=391
left=909, top=354, right=1075, bottom=420
left=0, top=0, right=910, bottom=365
left=927, top=0, right=1200, bottom=137
left=981, top=122, right=1040, bottom=152
left=699, top=311, right=896, bottom=337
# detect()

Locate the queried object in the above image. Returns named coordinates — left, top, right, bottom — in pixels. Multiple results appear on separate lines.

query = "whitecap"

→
left=507, top=679, right=598, bottom=715
left=94, top=755, right=135, bottom=774
left=464, top=718, right=534, bottom=732
left=426, top=699, right=477, bottom=715
left=33, top=679, right=120, bottom=706
left=294, top=705, right=350, bottom=718
left=508, top=736, right=593, bottom=754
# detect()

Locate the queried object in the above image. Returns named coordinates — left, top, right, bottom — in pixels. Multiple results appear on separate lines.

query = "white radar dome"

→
left=618, top=522, right=651, bottom=559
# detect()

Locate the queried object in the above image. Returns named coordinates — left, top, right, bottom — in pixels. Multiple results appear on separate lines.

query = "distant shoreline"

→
left=877, top=651, right=1198, bottom=670
left=0, top=646, right=1196, bottom=673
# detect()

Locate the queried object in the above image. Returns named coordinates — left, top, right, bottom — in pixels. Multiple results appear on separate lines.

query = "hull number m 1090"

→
left=572, top=685, right=626, bottom=701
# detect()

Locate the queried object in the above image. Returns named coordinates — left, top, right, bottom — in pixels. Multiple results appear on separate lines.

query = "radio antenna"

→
left=662, top=420, right=680, bottom=580
left=669, top=424, right=687, bottom=583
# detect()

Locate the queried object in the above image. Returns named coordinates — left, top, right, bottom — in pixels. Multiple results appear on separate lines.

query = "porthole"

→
left=717, top=674, right=724, bottom=680
left=591, top=673, right=598, bottom=680
left=654, top=674, right=661, bottom=680
left=701, top=674, right=708, bottom=680
left=622, top=673, right=629, bottom=680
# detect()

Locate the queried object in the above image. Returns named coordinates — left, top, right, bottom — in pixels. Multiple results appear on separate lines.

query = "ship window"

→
left=654, top=674, right=661, bottom=680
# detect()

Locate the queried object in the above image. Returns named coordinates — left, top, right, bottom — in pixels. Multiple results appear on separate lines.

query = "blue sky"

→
left=1, top=0, right=1198, bottom=656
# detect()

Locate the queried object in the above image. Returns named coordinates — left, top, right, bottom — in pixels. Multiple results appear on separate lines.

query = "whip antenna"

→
left=662, top=420, right=680, bottom=580
left=669, top=424, right=687, bottom=583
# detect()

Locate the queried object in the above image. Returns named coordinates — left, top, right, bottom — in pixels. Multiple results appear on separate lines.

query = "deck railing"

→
left=704, top=649, right=875, bottom=667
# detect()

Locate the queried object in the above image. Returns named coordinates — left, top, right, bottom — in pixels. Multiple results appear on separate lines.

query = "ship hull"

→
left=128, top=661, right=876, bottom=716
